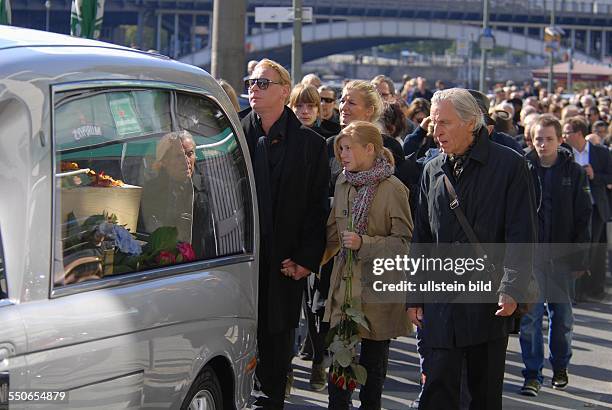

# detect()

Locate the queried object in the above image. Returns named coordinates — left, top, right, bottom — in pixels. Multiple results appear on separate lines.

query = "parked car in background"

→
left=0, top=26, right=258, bottom=409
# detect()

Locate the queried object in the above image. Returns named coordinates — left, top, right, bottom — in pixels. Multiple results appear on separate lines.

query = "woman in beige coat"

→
left=323, top=121, right=413, bottom=409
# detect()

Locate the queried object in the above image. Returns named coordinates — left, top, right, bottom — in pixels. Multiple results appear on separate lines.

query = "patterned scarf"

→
left=339, top=156, right=394, bottom=260
left=448, top=137, right=477, bottom=180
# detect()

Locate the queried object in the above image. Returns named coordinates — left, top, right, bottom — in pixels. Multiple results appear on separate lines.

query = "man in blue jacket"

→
left=519, top=115, right=592, bottom=397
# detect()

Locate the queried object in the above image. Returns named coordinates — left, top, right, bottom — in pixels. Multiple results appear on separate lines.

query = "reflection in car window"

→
left=53, top=88, right=253, bottom=288
left=0, top=229, right=7, bottom=299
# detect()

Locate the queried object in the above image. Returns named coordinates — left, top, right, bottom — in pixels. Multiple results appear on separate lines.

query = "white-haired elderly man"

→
left=407, top=88, right=537, bottom=409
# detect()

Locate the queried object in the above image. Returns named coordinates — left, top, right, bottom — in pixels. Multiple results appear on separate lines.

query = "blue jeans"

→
left=520, top=294, right=573, bottom=383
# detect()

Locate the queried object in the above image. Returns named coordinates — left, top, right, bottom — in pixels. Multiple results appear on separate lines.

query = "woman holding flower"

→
left=323, top=121, right=413, bottom=409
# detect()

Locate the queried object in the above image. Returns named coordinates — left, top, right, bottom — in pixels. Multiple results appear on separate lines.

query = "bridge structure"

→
left=9, top=0, right=612, bottom=65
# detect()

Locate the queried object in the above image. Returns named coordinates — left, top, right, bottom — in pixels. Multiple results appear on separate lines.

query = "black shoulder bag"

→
left=442, top=175, right=536, bottom=316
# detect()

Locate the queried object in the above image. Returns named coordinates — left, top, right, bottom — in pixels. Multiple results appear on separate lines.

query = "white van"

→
left=0, top=26, right=258, bottom=409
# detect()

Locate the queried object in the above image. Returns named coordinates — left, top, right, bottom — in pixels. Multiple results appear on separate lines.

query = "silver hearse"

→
left=0, top=26, right=258, bottom=409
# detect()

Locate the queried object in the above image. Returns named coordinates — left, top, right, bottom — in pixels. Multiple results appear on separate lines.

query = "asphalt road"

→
left=285, top=292, right=612, bottom=409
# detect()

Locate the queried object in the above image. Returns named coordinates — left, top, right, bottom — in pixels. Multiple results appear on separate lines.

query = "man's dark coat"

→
left=242, top=107, right=330, bottom=333
left=412, top=127, right=537, bottom=348
left=586, top=141, right=612, bottom=221
left=525, top=148, right=592, bottom=272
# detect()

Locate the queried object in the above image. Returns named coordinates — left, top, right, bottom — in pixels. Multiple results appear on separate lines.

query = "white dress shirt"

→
left=572, top=142, right=590, bottom=167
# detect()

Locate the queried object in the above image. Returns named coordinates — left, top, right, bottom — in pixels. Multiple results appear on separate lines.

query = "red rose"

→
left=336, top=375, right=345, bottom=389
left=347, top=378, right=356, bottom=391
left=177, top=242, right=196, bottom=262
left=157, top=250, right=176, bottom=265
left=331, top=372, right=338, bottom=385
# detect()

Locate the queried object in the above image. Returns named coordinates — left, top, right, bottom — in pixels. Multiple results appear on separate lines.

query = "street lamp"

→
left=45, top=0, right=51, bottom=32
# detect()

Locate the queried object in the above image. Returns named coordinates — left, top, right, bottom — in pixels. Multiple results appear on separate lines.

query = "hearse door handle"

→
left=0, top=344, right=15, bottom=362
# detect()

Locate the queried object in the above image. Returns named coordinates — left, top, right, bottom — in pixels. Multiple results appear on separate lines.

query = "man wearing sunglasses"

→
left=241, top=59, right=330, bottom=409
left=318, top=85, right=341, bottom=137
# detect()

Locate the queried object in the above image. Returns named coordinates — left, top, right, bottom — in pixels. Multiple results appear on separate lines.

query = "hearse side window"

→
left=52, top=88, right=253, bottom=288
left=0, top=229, right=7, bottom=299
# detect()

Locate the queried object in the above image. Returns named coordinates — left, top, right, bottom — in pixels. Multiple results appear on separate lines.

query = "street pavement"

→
left=285, top=292, right=612, bottom=409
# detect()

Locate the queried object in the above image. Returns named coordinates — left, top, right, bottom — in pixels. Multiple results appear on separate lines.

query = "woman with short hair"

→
left=288, top=83, right=338, bottom=141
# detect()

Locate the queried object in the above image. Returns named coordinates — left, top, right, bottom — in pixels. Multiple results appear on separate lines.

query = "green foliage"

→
left=143, top=226, right=178, bottom=255
left=351, top=363, right=368, bottom=385
left=345, top=306, right=371, bottom=332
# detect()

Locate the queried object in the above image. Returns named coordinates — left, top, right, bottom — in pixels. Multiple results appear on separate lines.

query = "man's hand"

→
left=420, top=116, right=432, bottom=130
left=584, top=164, right=594, bottom=180
left=281, top=258, right=311, bottom=280
left=341, top=231, right=362, bottom=250
left=407, top=307, right=424, bottom=328
left=495, top=293, right=517, bottom=316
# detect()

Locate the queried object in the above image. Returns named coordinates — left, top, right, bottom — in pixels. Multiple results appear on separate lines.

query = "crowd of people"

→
left=214, top=58, right=611, bottom=409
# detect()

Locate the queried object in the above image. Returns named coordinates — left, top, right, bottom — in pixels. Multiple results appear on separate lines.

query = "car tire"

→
left=181, top=365, right=223, bottom=410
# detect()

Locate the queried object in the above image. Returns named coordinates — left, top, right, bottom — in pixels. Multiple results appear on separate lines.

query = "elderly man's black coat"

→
left=242, top=107, right=330, bottom=333
left=412, top=127, right=537, bottom=348
left=586, top=141, right=612, bottom=221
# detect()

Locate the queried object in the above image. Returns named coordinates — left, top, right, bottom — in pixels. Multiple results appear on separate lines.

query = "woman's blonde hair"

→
left=342, top=80, right=383, bottom=123
left=288, top=84, right=321, bottom=118
left=218, top=79, right=240, bottom=112
left=334, top=121, right=394, bottom=166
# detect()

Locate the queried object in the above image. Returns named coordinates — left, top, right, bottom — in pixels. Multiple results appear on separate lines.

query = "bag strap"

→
left=442, top=175, right=492, bottom=270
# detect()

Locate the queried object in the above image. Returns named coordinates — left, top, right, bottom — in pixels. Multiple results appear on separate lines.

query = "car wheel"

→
left=181, top=366, right=223, bottom=410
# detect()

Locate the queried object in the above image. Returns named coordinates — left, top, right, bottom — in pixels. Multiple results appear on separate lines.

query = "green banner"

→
left=70, top=0, right=104, bottom=39
left=0, top=0, right=11, bottom=25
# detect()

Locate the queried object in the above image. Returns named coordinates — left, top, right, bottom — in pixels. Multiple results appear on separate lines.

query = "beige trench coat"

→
left=323, top=173, right=414, bottom=341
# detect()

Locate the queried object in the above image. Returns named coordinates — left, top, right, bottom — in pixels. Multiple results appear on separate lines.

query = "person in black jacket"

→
left=467, top=89, right=523, bottom=155
left=519, top=115, right=592, bottom=397
left=241, top=59, right=330, bottom=409
left=407, top=88, right=537, bottom=410
left=563, top=116, right=612, bottom=300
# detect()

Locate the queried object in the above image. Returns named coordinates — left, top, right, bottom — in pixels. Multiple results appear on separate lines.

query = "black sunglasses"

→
left=321, top=97, right=335, bottom=104
left=244, top=78, right=281, bottom=90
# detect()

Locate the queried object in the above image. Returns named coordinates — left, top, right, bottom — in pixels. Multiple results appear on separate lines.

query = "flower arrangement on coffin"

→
left=132, top=226, right=196, bottom=269
left=63, top=212, right=195, bottom=277
left=64, top=211, right=141, bottom=256
left=325, top=221, right=369, bottom=392
left=60, top=161, right=125, bottom=188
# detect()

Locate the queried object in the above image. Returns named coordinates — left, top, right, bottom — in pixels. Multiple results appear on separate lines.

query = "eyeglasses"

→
left=321, top=97, right=335, bottom=104
left=244, top=78, right=281, bottom=90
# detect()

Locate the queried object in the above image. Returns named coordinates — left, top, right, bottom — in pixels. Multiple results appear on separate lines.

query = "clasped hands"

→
left=280, top=258, right=311, bottom=280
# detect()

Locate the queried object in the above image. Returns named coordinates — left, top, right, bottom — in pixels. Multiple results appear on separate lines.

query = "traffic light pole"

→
left=291, top=0, right=303, bottom=85
left=479, top=0, right=489, bottom=93
left=547, top=0, right=556, bottom=94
